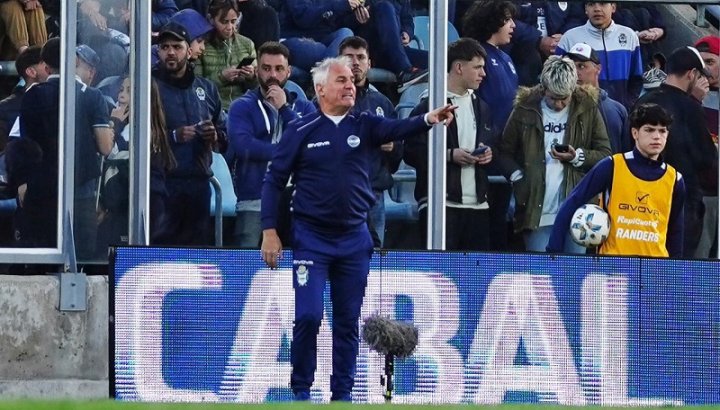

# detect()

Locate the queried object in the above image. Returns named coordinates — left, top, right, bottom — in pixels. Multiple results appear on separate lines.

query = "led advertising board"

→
left=111, top=248, right=719, bottom=404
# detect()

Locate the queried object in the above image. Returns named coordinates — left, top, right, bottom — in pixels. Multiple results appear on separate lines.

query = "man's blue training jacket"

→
left=261, top=111, right=431, bottom=232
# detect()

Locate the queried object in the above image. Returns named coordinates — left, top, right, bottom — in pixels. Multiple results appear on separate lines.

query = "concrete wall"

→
left=0, top=275, right=108, bottom=399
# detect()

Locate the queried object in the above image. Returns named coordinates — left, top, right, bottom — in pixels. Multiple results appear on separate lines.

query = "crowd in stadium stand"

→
left=0, top=0, right=717, bottom=263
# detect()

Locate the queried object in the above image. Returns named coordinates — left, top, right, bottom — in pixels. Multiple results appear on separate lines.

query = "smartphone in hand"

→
left=553, top=143, right=570, bottom=153
left=236, top=57, right=255, bottom=68
left=471, top=145, right=489, bottom=156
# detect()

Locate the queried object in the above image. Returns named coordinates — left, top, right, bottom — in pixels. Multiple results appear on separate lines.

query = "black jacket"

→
left=404, top=92, right=506, bottom=208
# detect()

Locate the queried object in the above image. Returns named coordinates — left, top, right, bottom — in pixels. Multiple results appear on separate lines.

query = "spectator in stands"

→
left=556, top=2, right=643, bottom=110
left=153, top=0, right=180, bottom=31
left=153, top=23, right=226, bottom=245
left=226, top=41, right=315, bottom=248
left=564, top=42, right=629, bottom=153
left=0, top=45, right=46, bottom=148
left=12, top=37, right=113, bottom=255
left=497, top=55, right=611, bottom=252
left=173, top=0, right=279, bottom=51
left=76, top=44, right=100, bottom=87
left=0, top=0, right=47, bottom=61
left=149, top=78, right=178, bottom=244
left=340, top=0, right=428, bottom=92
left=77, top=0, right=130, bottom=83
left=462, top=0, right=518, bottom=131
left=259, top=56, right=456, bottom=402
left=508, top=1, right=586, bottom=86
left=693, top=35, right=719, bottom=258
left=547, top=103, right=685, bottom=257
left=96, top=76, right=131, bottom=251
left=462, top=0, right=519, bottom=251
left=108, top=77, right=130, bottom=151
left=197, top=0, right=257, bottom=110
left=405, top=38, right=504, bottom=251
left=340, top=36, right=402, bottom=246
left=237, top=0, right=281, bottom=50
left=277, top=0, right=354, bottom=74
left=695, top=36, right=719, bottom=142
left=612, top=2, right=665, bottom=64
left=151, top=8, right=214, bottom=66
left=636, top=46, right=716, bottom=258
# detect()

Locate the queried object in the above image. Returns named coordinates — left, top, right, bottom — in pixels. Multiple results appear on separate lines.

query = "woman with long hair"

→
left=149, top=78, right=177, bottom=243
left=196, top=0, right=257, bottom=110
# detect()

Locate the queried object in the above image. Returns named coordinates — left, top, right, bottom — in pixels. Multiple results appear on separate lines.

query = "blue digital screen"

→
left=111, top=247, right=719, bottom=404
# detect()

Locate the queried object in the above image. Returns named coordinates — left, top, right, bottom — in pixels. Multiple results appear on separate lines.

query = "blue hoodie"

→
left=261, top=111, right=430, bottom=232
left=227, top=87, right=316, bottom=201
left=598, top=88, right=630, bottom=153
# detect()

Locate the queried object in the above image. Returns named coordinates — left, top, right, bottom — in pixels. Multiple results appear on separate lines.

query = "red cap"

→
left=695, top=35, right=720, bottom=56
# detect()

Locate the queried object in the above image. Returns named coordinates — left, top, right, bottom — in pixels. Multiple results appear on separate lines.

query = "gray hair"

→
left=540, top=55, right=578, bottom=97
left=311, top=56, right=352, bottom=87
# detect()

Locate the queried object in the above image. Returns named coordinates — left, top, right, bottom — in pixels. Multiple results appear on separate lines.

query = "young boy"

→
left=546, top=103, right=686, bottom=257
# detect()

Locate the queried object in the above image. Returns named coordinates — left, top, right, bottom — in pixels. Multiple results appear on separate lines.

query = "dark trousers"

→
left=356, top=0, right=428, bottom=74
left=487, top=182, right=512, bottom=251
left=290, top=220, right=373, bottom=400
left=684, top=196, right=705, bottom=258
left=163, top=177, right=211, bottom=246
left=418, top=205, right=490, bottom=251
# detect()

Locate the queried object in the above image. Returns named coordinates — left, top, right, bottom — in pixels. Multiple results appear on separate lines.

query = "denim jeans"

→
left=368, top=191, right=385, bottom=247
left=233, top=210, right=262, bottom=248
left=524, top=224, right=586, bottom=254
left=283, top=28, right=353, bottom=71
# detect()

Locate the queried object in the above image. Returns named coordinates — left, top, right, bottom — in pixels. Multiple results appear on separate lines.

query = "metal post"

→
left=57, top=1, right=87, bottom=312
left=427, top=0, right=448, bottom=250
left=60, top=0, right=78, bottom=268
left=129, top=1, right=152, bottom=245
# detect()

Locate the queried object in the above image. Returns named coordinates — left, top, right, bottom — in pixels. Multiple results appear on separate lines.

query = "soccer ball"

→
left=569, top=204, right=610, bottom=247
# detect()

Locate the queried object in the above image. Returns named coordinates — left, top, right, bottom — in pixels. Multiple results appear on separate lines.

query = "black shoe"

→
left=397, top=67, right=428, bottom=93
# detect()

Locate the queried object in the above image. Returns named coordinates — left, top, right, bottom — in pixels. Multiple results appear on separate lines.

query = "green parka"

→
left=498, top=84, right=611, bottom=232
left=196, top=32, right=258, bottom=110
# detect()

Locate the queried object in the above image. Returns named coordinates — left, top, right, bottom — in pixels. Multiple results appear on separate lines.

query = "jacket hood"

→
left=514, top=83, right=600, bottom=109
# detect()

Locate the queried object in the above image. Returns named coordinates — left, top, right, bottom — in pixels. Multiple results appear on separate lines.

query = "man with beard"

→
left=636, top=46, right=717, bottom=258
left=152, top=22, right=226, bottom=245
left=226, top=41, right=316, bottom=247
left=693, top=36, right=719, bottom=258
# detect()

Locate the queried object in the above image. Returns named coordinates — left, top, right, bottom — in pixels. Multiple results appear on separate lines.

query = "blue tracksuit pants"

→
left=290, top=220, right=373, bottom=400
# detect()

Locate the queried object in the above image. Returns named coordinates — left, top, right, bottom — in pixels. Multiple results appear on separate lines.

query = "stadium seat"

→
left=384, top=190, right=417, bottom=221
left=386, top=162, right=418, bottom=221
left=367, top=68, right=397, bottom=84
left=209, top=152, right=237, bottom=246
left=395, top=83, right=428, bottom=119
left=409, top=16, right=460, bottom=50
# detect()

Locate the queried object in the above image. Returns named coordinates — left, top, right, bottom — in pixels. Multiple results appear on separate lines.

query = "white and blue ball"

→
left=569, top=204, right=610, bottom=247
